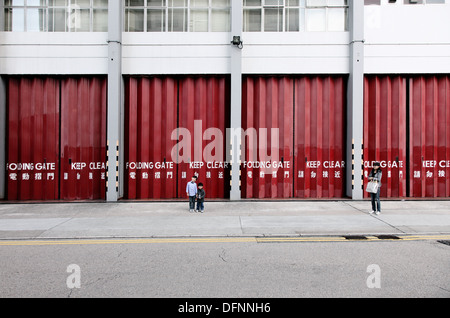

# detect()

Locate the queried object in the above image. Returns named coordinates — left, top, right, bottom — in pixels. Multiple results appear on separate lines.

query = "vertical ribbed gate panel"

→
left=124, top=76, right=230, bottom=199
left=410, top=76, right=450, bottom=198
left=7, top=77, right=60, bottom=201
left=242, top=76, right=346, bottom=199
left=363, top=76, right=407, bottom=198
left=294, top=76, right=346, bottom=199
left=7, top=76, right=107, bottom=201
left=60, top=77, right=107, bottom=200
left=364, top=75, right=450, bottom=198
left=242, top=76, right=294, bottom=199
left=125, top=77, right=178, bottom=199
left=177, top=76, right=230, bottom=199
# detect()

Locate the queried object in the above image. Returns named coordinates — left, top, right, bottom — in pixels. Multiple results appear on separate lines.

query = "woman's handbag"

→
left=366, top=181, right=379, bottom=194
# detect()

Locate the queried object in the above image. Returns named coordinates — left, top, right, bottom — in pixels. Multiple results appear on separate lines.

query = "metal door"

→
left=6, top=77, right=60, bottom=200
left=60, top=77, right=107, bottom=200
left=124, top=76, right=230, bottom=199
left=124, top=77, right=178, bottom=199
left=363, top=75, right=407, bottom=198
left=241, top=76, right=294, bottom=199
left=177, top=76, right=230, bottom=199
left=409, top=76, right=450, bottom=198
left=294, top=76, right=346, bottom=198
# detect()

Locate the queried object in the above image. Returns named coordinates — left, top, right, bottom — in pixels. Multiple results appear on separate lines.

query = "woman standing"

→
left=369, top=162, right=382, bottom=215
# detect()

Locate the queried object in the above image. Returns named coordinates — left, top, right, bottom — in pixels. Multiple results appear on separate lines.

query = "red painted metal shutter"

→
left=410, top=76, right=450, bottom=198
left=124, top=77, right=178, bottom=199
left=60, top=77, right=107, bottom=200
left=7, top=77, right=60, bottom=201
left=242, top=76, right=294, bottom=199
left=363, top=76, right=407, bottom=198
left=242, top=76, right=345, bottom=199
left=177, top=76, right=230, bottom=199
left=294, top=76, right=346, bottom=198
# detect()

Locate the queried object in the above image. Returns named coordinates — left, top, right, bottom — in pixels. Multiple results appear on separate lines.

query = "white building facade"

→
left=0, top=0, right=449, bottom=201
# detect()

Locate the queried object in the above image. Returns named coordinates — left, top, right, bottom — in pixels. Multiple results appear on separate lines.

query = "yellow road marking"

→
left=256, top=237, right=348, bottom=243
left=0, top=234, right=449, bottom=246
left=398, top=234, right=450, bottom=241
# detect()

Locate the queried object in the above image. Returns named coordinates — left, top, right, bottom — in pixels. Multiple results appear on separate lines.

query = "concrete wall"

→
left=365, top=1, right=450, bottom=74
left=0, top=2, right=449, bottom=76
left=242, top=33, right=349, bottom=74
left=0, top=33, right=108, bottom=74
left=1, top=0, right=450, bottom=201
left=122, top=33, right=231, bottom=75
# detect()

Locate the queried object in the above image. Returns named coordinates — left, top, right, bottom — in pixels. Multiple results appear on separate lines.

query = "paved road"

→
left=0, top=200, right=449, bottom=300
left=0, top=236, right=449, bottom=298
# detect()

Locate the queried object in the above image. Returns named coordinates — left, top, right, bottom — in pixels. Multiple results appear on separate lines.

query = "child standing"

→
left=196, top=182, right=205, bottom=213
left=186, top=176, right=197, bottom=213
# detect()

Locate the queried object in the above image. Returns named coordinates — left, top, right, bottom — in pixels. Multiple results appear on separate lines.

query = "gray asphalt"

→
left=1, top=200, right=449, bottom=299
left=1, top=239, right=449, bottom=298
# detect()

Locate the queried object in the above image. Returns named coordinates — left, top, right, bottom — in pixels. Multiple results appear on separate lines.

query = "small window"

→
left=244, top=0, right=348, bottom=32
left=306, top=0, right=348, bottom=32
left=124, top=0, right=230, bottom=32
left=4, top=0, right=108, bottom=32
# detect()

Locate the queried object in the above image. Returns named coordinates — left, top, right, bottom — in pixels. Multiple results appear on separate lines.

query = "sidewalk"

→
left=0, top=200, right=449, bottom=240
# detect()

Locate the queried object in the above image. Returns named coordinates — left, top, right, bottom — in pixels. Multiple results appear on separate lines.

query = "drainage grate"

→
left=376, top=235, right=401, bottom=240
left=438, top=240, right=450, bottom=247
left=343, top=235, right=368, bottom=240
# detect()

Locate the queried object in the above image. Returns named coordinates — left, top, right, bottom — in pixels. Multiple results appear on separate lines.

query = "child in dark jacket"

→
left=196, top=183, right=205, bottom=213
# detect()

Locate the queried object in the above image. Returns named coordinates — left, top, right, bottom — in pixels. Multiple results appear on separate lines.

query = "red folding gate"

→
left=363, top=76, right=407, bottom=198
left=7, top=75, right=448, bottom=201
left=60, top=77, right=107, bottom=200
left=410, top=76, right=450, bottom=198
left=242, top=76, right=294, bottom=198
left=6, top=76, right=107, bottom=201
left=364, top=75, right=450, bottom=198
left=124, top=76, right=230, bottom=199
left=125, top=77, right=178, bottom=199
left=177, top=77, right=230, bottom=199
left=294, top=76, right=346, bottom=198
left=242, top=76, right=346, bottom=199
left=7, top=77, right=60, bottom=200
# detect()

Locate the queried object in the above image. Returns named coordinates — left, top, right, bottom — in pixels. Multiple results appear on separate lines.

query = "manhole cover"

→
left=343, top=235, right=368, bottom=240
left=376, top=235, right=401, bottom=240
left=438, top=240, right=450, bottom=247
